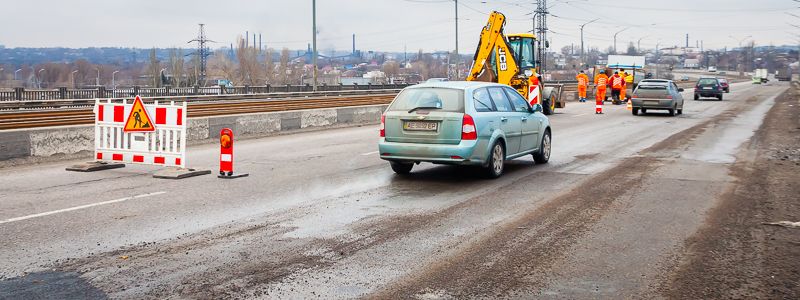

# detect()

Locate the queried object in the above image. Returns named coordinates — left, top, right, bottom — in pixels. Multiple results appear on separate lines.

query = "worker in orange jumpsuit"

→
left=575, top=70, right=589, bottom=102
left=610, top=71, right=625, bottom=104
left=618, top=69, right=628, bottom=101
left=594, top=70, right=609, bottom=114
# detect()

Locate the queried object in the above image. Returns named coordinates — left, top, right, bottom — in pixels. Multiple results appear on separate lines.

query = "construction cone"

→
left=626, top=98, right=632, bottom=110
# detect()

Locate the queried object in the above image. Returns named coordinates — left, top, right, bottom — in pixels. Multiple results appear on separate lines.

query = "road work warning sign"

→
left=124, top=96, right=155, bottom=132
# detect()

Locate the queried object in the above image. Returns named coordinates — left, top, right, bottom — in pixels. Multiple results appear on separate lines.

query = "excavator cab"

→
left=507, top=34, right=536, bottom=72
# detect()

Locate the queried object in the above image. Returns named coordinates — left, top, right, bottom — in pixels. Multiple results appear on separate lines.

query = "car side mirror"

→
left=531, top=103, right=543, bottom=113
left=678, top=88, right=685, bottom=92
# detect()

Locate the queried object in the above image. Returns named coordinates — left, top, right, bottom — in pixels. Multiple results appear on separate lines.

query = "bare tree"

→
left=148, top=48, right=161, bottom=87
left=168, top=48, right=185, bottom=87
left=626, top=42, right=637, bottom=55
left=208, top=50, right=236, bottom=84
left=381, top=61, right=400, bottom=79
left=264, top=48, right=275, bottom=84
left=278, top=48, right=290, bottom=84
left=236, top=36, right=262, bottom=85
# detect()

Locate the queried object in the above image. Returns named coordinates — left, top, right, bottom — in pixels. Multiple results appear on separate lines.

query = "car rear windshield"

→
left=387, top=88, right=465, bottom=112
left=636, top=85, right=667, bottom=91
left=698, top=78, right=718, bottom=85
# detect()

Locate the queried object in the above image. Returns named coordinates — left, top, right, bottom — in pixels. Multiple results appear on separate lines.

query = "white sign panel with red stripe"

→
left=94, top=96, right=187, bottom=168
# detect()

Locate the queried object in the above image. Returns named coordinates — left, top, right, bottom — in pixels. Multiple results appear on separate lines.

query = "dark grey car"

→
left=630, top=79, right=685, bottom=116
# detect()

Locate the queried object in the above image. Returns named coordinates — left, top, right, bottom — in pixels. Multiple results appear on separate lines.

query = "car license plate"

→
left=703, top=87, right=712, bottom=90
left=645, top=100, right=660, bottom=105
left=404, top=121, right=438, bottom=131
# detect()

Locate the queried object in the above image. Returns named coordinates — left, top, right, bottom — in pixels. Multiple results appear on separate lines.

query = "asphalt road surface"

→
left=0, top=81, right=795, bottom=299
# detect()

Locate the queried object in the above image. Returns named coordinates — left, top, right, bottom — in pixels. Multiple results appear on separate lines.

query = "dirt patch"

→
left=661, top=86, right=800, bottom=298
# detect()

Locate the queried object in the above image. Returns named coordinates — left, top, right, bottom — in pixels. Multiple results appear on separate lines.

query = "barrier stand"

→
left=218, top=128, right=248, bottom=179
left=67, top=95, right=210, bottom=179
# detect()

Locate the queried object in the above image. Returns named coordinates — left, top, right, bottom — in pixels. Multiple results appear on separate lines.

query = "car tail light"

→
left=461, top=114, right=477, bottom=140
left=665, top=95, right=673, bottom=99
left=379, top=114, right=385, bottom=137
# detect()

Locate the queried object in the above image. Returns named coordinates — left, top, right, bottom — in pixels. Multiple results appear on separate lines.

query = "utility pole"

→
left=188, top=24, right=214, bottom=86
left=312, top=0, right=318, bottom=91
left=454, top=0, right=459, bottom=80
left=535, top=0, right=548, bottom=74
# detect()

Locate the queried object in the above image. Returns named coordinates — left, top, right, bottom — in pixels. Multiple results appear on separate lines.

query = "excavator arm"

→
left=465, top=11, right=520, bottom=85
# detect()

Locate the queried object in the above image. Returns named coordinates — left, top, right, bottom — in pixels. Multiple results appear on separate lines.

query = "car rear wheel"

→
left=485, top=142, right=505, bottom=179
left=718, top=94, right=723, bottom=101
left=668, top=106, right=676, bottom=116
left=632, top=107, right=639, bottom=115
left=694, top=94, right=699, bottom=100
left=390, top=162, right=413, bottom=174
left=641, top=108, right=647, bottom=114
left=533, top=130, right=551, bottom=164
left=677, top=108, right=683, bottom=115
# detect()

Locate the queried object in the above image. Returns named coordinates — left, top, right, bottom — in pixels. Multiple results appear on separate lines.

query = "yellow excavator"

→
left=466, top=11, right=563, bottom=115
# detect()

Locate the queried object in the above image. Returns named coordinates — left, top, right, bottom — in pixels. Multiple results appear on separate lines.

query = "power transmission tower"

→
left=536, top=0, right=548, bottom=74
left=188, top=24, right=214, bottom=86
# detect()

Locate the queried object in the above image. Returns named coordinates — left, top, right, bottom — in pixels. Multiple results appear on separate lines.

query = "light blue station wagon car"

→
left=378, top=81, right=552, bottom=178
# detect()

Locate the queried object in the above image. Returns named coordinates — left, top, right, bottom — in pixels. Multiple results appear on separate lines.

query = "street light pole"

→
left=580, top=18, right=600, bottom=63
left=312, top=0, right=318, bottom=91
left=637, top=36, right=648, bottom=54
left=14, top=68, right=22, bottom=81
left=38, top=69, right=45, bottom=88
left=95, top=68, right=100, bottom=86
left=71, top=70, right=78, bottom=89
left=112, top=70, right=120, bottom=90
left=454, top=0, right=459, bottom=80
left=613, top=27, right=628, bottom=54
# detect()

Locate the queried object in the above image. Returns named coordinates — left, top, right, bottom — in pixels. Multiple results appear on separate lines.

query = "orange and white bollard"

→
left=626, top=98, right=633, bottom=110
left=595, top=88, right=605, bottom=114
left=218, top=128, right=248, bottom=179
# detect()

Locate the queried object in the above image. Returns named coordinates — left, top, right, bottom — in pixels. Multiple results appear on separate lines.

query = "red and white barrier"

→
left=94, top=97, right=187, bottom=168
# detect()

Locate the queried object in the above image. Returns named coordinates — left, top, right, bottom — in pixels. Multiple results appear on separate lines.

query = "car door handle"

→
left=500, top=117, right=508, bottom=122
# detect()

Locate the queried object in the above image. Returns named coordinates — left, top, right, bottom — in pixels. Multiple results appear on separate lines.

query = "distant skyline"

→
left=2, top=0, right=798, bottom=54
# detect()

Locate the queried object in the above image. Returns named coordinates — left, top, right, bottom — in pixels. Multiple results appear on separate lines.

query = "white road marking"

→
left=0, top=191, right=166, bottom=225
left=572, top=113, right=589, bottom=117
left=361, top=151, right=379, bottom=156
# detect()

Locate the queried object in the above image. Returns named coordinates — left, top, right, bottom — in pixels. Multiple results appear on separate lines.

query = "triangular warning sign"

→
left=124, top=96, right=155, bottom=132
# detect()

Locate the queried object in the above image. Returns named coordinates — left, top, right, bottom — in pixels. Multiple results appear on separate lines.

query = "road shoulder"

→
left=661, top=85, right=800, bottom=298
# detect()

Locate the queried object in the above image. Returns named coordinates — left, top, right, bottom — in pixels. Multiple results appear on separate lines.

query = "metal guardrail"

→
left=0, top=83, right=414, bottom=102
left=0, top=89, right=405, bottom=111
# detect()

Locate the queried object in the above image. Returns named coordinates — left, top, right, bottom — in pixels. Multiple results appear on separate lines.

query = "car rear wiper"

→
left=408, top=106, right=442, bottom=113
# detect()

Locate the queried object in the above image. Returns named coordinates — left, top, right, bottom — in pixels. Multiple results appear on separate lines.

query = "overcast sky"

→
left=2, top=0, right=798, bottom=53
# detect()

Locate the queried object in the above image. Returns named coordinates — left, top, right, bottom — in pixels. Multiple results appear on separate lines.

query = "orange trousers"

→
left=578, top=85, right=587, bottom=99
left=620, top=87, right=627, bottom=100
left=595, top=87, right=606, bottom=101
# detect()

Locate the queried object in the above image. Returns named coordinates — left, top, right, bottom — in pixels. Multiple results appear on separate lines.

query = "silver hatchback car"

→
left=378, top=81, right=552, bottom=178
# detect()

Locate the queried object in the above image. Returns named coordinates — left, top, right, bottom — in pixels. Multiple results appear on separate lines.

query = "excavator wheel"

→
left=542, top=94, right=556, bottom=115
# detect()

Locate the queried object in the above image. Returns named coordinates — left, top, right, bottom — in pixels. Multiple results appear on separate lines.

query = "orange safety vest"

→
left=611, top=75, right=624, bottom=89
left=595, top=74, right=608, bottom=87
left=576, top=73, right=589, bottom=87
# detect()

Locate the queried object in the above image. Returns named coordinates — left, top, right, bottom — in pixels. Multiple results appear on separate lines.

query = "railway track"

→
left=0, top=82, right=582, bottom=131
left=0, top=94, right=397, bottom=130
